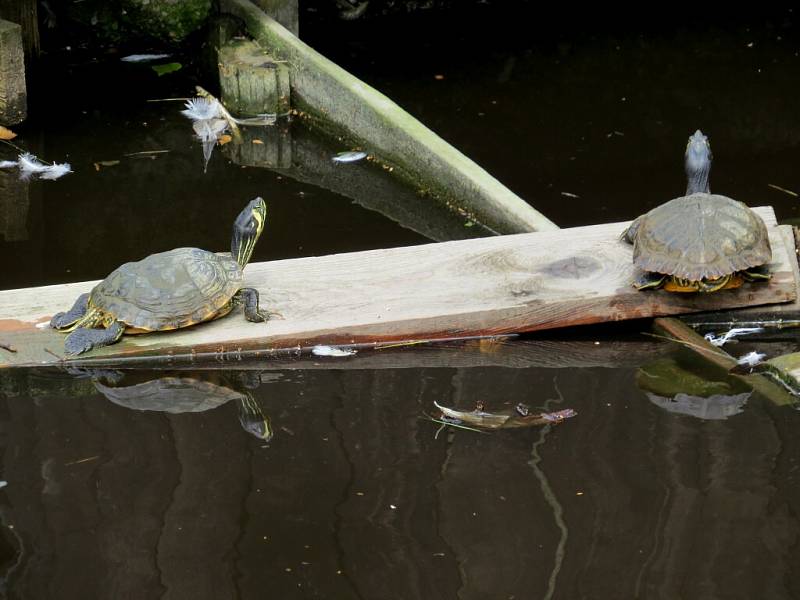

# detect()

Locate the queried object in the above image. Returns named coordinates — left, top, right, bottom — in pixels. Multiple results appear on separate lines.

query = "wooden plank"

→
left=0, top=208, right=795, bottom=368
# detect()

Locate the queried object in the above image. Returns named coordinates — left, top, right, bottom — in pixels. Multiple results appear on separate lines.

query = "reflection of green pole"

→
left=652, top=317, right=795, bottom=406
left=757, top=352, right=800, bottom=397
left=236, top=393, right=273, bottom=441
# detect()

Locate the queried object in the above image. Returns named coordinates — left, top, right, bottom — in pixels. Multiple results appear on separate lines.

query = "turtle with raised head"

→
left=93, top=370, right=274, bottom=440
left=51, top=198, right=269, bottom=355
left=622, top=131, right=772, bottom=292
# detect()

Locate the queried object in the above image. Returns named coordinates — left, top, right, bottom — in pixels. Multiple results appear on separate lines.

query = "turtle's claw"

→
left=50, top=312, right=70, bottom=329
left=64, top=329, right=94, bottom=355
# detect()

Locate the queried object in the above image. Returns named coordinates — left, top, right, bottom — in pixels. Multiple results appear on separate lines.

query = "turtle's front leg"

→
left=64, top=321, right=125, bottom=356
left=234, top=288, right=270, bottom=322
left=50, top=293, right=90, bottom=329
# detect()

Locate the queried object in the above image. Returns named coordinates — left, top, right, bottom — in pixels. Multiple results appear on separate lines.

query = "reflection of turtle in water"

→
left=92, top=370, right=274, bottom=440
left=622, top=131, right=771, bottom=292
left=50, top=198, right=268, bottom=355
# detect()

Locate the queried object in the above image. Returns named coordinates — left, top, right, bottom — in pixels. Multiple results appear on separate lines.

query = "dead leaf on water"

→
left=0, top=126, right=17, bottom=140
left=94, top=160, right=120, bottom=171
left=252, top=139, right=264, bottom=145
left=218, top=134, right=232, bottom=145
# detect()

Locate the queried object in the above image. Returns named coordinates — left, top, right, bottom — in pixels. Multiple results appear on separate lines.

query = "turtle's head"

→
left=232, top=197, right=267, bottom=267
left=684, top=130, right=712, bottom=195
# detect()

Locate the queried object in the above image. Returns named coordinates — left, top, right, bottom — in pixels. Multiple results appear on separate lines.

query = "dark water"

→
left=2, top=6, right=800, bottom=599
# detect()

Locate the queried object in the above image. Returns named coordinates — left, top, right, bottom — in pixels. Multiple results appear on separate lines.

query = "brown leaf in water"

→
left=218, top=134, right=232, bottom=145
left=93, top=160, right=120, bottom=171
left=0, top=126, right=17, bottom=140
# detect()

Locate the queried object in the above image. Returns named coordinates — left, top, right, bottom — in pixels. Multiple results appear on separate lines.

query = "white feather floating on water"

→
left=311, top=345, right=358, bottom=357
left=38, top=162, right=73, bottom=180
left=120, top=53, right=171, bottom=63
left=15, top=152, right=72, bottom=181
left=192, top=118, right=228, bottom=172
left=736, top=351, right=766, bottom=367
left=192, top=118, right=227, bottom=142
left=182, top=98, right=222, bottom=121
left=704, top=327, right=764, bottom=347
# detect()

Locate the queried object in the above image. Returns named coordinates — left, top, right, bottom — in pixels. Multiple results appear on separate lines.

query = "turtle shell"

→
left=94, top=377, right=242, bottom=413
left=90, top=247, right=243, bottom=330
left=630, top=193, right=771, bottom=281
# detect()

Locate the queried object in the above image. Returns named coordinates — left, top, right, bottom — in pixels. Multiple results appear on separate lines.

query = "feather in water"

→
left=16, top=152, right=72, bottom=181
left=182, top=98, right=222, bottom=121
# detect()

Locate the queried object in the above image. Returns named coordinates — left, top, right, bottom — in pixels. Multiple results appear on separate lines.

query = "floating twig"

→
left=123, top=150, right=170, bottom=157
left=768, top=183, right=799, bottom=197
left=44, top=348, right=63, bottom=361
left=641, top=331, right=730, bottom=359
left=65, top=455, right=100, bottom=466
left=147, top=97, right=191, bottom=102
left=0, top=342, right=17, bottom=353
left=377, top=340, right=427, bottom=350
left=419, top=414, right=488, bottom=434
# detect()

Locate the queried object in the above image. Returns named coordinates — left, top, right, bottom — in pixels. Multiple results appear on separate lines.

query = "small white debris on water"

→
left=560, top=192, right=580, bottom=198
left=36, top=321, right=50, bottom=329
left=0, top=481, right=7, bottom=489
left=704, top=327, right=764, bottom=347
left=332, top=151, right=367, bottom=163
left=120, top=53, right=171, bottom=62
left=311, top=345, right=357, bottom=357
left=0, top=153, right=72, bottom=181
left=737, top=351, right=766, bottom=367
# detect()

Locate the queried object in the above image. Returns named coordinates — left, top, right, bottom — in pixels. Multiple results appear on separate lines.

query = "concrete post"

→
left=218, top=39, right=291, bottom=115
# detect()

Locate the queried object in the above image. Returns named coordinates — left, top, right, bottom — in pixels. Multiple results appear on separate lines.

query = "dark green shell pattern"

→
left=90, top=247, right=243, bottom=330
left=629, top=193, right=771, bottom=281
left=94, top=377, right=242, bottom=413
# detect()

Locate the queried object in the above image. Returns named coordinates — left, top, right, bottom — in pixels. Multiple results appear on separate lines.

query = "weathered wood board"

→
left=0, top=207, right=795, bottom=368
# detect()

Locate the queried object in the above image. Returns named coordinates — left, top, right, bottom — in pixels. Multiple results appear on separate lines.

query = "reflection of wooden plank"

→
left=0, top=208, right=795, bottom=368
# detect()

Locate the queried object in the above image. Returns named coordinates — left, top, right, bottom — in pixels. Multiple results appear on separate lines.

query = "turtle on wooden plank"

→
left=622, top=131, right=771, bottom=292
left=50, top=198, right=269, bottom=355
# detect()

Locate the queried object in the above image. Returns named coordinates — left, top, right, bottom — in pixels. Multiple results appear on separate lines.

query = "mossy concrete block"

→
left=122, top=0, right=212, bottom=42
left=219, top=0, right=558, bottom=234
left=219, top=39, right=291, bottom=115
left=762, top=352, right=800, bottom=394
left=0, top=19, right=27, bottom=126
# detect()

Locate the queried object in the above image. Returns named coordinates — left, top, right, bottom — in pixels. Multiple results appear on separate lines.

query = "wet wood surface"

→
left=0, top=207, right=795, bottom=368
